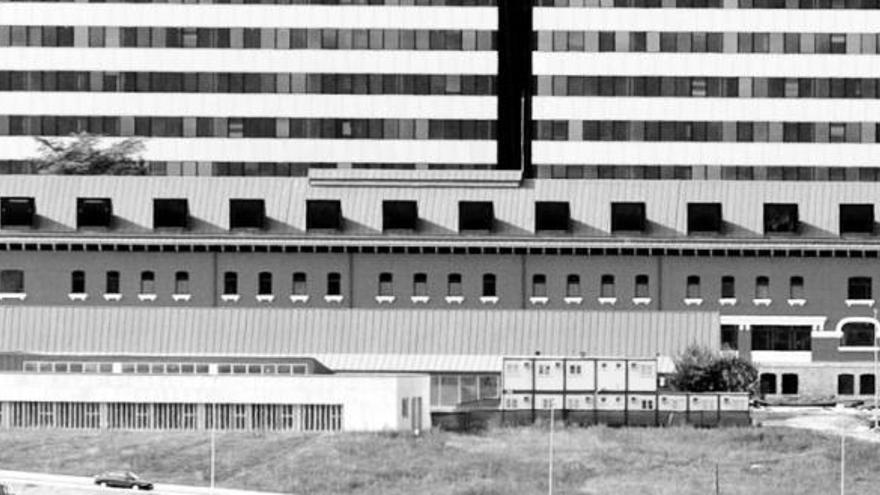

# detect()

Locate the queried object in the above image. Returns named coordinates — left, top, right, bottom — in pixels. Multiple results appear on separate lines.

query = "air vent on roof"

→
left=611, top=202, right=646, bottom=232
left=763, top=203, right=799, bottom=234
left=153, top=199, right=189, bottom=229
left=0, top=197, right=35, bottom=228
left=229, top=199, right=265, bottom=230
left=839, top=204, right=874, bottom=235
left=382, top=201, right=418, bottom=231
left=534, top=202, right=570, bottom=232
left=306, top=200, right=342, bottom=231
left=687, top=203, right=722, bottom=234
left=458, top=201, right=494, bottom=232
left=76, top=198, right=112, bottom=229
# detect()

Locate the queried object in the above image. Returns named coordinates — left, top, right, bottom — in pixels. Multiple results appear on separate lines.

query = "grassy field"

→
left=1, top=425, right=879, bottom=495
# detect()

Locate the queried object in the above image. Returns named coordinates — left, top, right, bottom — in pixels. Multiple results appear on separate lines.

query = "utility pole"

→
left=548, top=401, right=554, bottom=495
left=840, top=434, right=845, bottom=495
left=873, top=307, right=878, bottom=430
left=210, top=403, right=216, bottom=494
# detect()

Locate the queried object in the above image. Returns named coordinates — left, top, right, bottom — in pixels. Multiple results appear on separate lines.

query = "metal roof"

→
left=0, top=307, right=718, bottom=372
left=1, top=176, right=880, bottom=244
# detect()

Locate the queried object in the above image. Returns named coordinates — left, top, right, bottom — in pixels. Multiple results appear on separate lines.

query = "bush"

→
left=669, top=345, right=758, bottom=395
left=33, top=132, right=147, bottom=175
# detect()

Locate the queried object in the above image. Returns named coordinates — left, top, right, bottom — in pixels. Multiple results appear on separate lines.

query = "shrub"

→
left=669, top=345, right=758, bottom=395
left=33, top=132, right=147, bottom=175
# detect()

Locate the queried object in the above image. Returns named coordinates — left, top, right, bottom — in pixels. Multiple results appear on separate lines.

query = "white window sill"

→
left=598, top=297, right=617, bottom=306
left=68, top=293, right=88, bottom=302
left=289, top=294, right=310, bottom=304
left=529, top=296, right=549, bottom=305
left=839, top=346, right=880, bottom=352
left=138, top=294, right=157, bottom=302
left=221, top=294, right=240, bottom=303
left=718, top=298, right=737, bottom=306
left=375, top=295, right=396, bottom=304
left=256, top=295, right=275, bottom=303
left=411, top=295, right=430, bottom=304
left=683, top=298, right=703, bottom=306
left=172, top=294, right=191, bottom=302
left=445, top=295, right=464, bottom=304
left=845, top=299, right=875, bottom=308
left=0, top=293, right=26, bottom=301
left=632, top=297, right=652, bottom=306
left=103, top=293, right=122, bottom=302
left=563, top=296, right=583, bottom=305
left=788, top=298, right=807, bottom=307
left=324, top=294, right=344, bottom=303
left=479, top=296, right=499, bottom=305
left=753, top=298, right=772, bottom=307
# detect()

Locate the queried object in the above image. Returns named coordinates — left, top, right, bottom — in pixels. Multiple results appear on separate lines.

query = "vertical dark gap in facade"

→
left=497, top=0, right=532, bottom=173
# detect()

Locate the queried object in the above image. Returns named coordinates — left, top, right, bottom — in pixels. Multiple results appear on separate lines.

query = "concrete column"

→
left=738, top=325, right=752, bottom=362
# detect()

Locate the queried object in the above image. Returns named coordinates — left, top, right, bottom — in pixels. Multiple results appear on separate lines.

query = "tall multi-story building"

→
left=0, top=0, right=879, bottom=417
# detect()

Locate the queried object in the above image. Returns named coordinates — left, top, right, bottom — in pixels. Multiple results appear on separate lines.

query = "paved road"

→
left=0, top=470, right=287, bottom=495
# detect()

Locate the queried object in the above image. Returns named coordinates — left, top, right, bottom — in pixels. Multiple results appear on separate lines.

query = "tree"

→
left=669, top=345, right=758, bottom=395
left=32, top=132, right=147, bottom=175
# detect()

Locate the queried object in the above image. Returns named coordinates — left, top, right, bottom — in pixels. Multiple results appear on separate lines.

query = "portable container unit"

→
left=563, top=358, right=596, bottom=392
left=502, top=359, right=533, bottom=392
left=596, top=360, right=627, bottom=392
left=657, top=393, right=689, bottom=426
left=533, top=393, right=564, bottom=410
left=688, top=393, right=720, bottom=427
left=627, top=393, right=658, bottom=426
left=533, top=359, right=565, bottom=392
left=595, top=393, right=626, bottom=425
left=500, top=392, right=532, bottom=411
left=565, top=394, right=596, bottom=411
left=626, top=359, right=658, bottom=392
left=719, top=393, right=751, bottom=427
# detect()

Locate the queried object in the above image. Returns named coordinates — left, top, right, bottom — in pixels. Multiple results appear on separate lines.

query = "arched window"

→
left=848, top=276, right=872, bottom=300
left=755, top=276, right=770, bottom=299
left=566, top=274, right=581, bottom=297
left=789, top=276, right=804, bottom=300
left=635, top=274, right=649, bottom=298
left=841, top=321, right=875, bottom=347
left=105, top=271, right=120, bottom=295
left=413, top=273, right=427, bottom=297
left=378, top=272, right=393, bottom=296
left=326, top=272, right=341, bottom=296
left=71, top=270, right=86, bottom=294
left=721, top=276, right=735, bottom=299
left=223, top=272, right=238, bottom=295
left=292, top=272, right=307, bottom=295
left=600, top=275, right=615, bottom=298
left=532, top=274, right=547, bottom=298
left=686, top=275, right=701, bottom=299
left=258, top=272, right=273, bottom=295
left=174, top=271, right=189, bottom=294
left=447, top=273, right=462, bottom=297
left=482, top=274, right=496, bottom=297
left=139, top=271, right=155, bottom=294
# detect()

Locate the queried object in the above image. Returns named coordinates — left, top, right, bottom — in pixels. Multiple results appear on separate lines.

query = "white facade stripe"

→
left=0, top=5, right=497, bottom=30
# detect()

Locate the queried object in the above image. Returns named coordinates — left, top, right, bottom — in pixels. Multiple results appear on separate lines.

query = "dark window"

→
left=223, top=271, right=238, bottom=295
left=140, top=271, right=155, bottom=294
left=848, top=277, right=872, bottom=300
left=838, top=374, right=855, bottom=395
left=458, top=201, right=494, bottom=231
left=721, top=325, right=738, bottom=351
left=482, top=273, right=496, bottom=297
left=763, top=203, right=799, bottom=234
left=534, top=202, right=570, bottom=232
left=841, top=321, right=875, bottom=346
left=566, top=274, right=580, bottom=297
left=327, top=272, right=341, bottom=296
left=153, top=198, right=188, bottom=229
left=105, top=271, right=120, bottom=294
left=686, top=275, right=701, bottom=299
left=382, top=200, right=418, bottom=231
left=790, top=276, right=805, bottom=299
left=0, top=270, right=24, bottom=293
left=447, top=273, right=462, bottom=296
left=860, top=374, right=875, bottom=395
left=755, top=276, right=770, bottom=299
left=174, top=271, right=189, bottom=294
left=760, top=373, right=776, bottom=395
left=781, top=374, right=798, bottom=395
left=600, top=274, right=615, bottom=298
left=687, top=203, right=722, bottom=234
left=71, top=270, right=85, bottom=294
left=721, top=276, right=735, bottom=299
left=258, top=272, right=272, bottom=295
left=0, top=197, right=35, bottom=227
left=306, top=200, right=342, bottom=230
left=635, top=274, right=649, bottom=298
left=378, top=272, right=393, bottom=296
left=413, top=273, right=427, bottom=297
left=611, top=202, right=646, bottom=232
left=839, top=204, right=874, bottom=234
left=76, top=198, right=112, bottom=228
left=229, top=199, right=265, bottom=229
left=751, top=325, right=812, bottom=351
left=532, top=274, right=547, bottom=298
left=291, top=272, right=307, bottom=295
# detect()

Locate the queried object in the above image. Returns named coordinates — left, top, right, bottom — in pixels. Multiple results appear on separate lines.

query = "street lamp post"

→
left=873, top=308, right=879, bottom=430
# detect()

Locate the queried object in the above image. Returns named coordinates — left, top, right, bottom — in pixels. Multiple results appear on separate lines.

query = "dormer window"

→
left=0, top=197, right=35, bottom=228
left=229, top=199, right=265, bottom=230
left=382, top=201, right=418, bottom=231
left=153, top=199, right=189, bottom=229
left=458, top=201, right=494, bottom=232
left=764, top=203, right=799, bottom=234
left=306, top=200, right=342, bottom=231
left=535, top=202, right=570, bottom=232
left=840, top=204, right=874, bottom=235
left=687, top=203, right=722, bottom=234
left=77, top=198, right=112, bottom=229
left=611, top=202, right=646, bottom=233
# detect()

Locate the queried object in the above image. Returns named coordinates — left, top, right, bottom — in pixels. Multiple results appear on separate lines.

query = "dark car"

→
left=93, top=471, right=154, bottom=491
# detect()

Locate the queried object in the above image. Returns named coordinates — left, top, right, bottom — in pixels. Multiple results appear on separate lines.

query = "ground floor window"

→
left=781, top=374, right=798, bottom=395
left=721, top=325, right=738, bottom=351
left=751, top=325, right=811, bottom=351
left=759, top=373, right=776, bottom=395
left=838, top=374, right=855, bottom=395
left=429, top=374, right=500, bottom=408
left=860, top=374, right=876, bottom=395
left=841, top=322, right=876, bottom=347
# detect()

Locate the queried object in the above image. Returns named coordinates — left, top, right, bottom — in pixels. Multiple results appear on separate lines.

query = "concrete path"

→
left=0, top=470, right=287, bottom=495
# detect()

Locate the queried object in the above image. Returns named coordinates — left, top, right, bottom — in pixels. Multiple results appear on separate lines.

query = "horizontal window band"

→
left=0, top=71, right=496, bottom=95
left=1, top=0, right=496, bottom=4
left=530, top=164, right=880, bottom=181
left=535, top=0, right=877, bottom=8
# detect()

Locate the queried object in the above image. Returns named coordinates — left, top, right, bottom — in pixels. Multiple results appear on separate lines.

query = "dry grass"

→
left=1, top=425, right=879, bottom=494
